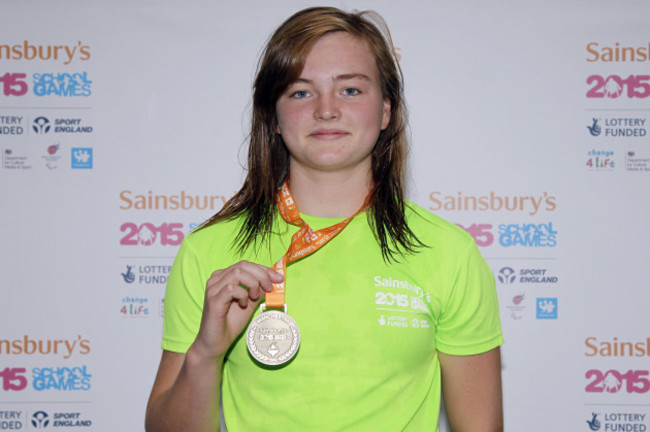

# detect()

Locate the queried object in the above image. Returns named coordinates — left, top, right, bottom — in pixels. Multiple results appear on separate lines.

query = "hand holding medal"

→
left=246, top=178, right=364, bottom=366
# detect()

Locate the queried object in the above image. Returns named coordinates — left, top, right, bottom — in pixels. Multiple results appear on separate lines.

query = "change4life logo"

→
left=120, top=297, right=149, bottom=318
left=586, top=150, right=615, bottom=170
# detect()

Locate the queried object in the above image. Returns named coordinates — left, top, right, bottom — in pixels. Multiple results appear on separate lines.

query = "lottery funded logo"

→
left=585, top=412, right=648, bottom=432
left=587, top=117, right=647, bottom=137
left=0, top=410, right=24, bottom=430
left=0, top=115, right=25, bottom=136
left=121, top=263, right=171, bottom=285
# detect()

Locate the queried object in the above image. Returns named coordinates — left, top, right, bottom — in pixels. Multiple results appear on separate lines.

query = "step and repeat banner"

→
left=1, top=1, right=649, bottom=431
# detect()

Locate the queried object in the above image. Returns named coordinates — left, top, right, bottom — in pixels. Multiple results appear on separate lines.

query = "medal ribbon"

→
left=265, top=178, right=366, bottom=308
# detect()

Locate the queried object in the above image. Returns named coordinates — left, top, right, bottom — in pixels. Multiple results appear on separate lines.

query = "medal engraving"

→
left=247, top=311, right=300, bottom=365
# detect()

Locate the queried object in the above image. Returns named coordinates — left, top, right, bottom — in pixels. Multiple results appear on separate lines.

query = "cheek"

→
left=276, top=105, right=302, bottom=135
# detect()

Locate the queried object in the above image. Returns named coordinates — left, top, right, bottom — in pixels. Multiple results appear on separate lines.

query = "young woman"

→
left=146, top=7, right=503, bottom=431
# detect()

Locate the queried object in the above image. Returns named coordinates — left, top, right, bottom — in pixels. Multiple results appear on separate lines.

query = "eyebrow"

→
left=292, top=73, right=372, bottom=84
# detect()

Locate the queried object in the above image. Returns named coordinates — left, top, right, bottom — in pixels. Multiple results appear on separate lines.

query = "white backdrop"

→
left=1, top=1, right=649, bottom=431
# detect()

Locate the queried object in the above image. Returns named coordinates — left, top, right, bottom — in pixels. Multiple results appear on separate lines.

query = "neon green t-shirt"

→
left=162, top=202, right=503, bottom=431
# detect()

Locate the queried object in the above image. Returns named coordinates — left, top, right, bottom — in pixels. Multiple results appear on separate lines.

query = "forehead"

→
left=299, top=32, right=379, bottom=79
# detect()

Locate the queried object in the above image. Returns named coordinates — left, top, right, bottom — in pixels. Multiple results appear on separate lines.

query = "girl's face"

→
left=275, top=31, right=391, bottom=177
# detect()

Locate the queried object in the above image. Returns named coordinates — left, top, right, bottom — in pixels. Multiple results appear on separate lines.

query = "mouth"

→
left=309, top=129, right=349, bottom=140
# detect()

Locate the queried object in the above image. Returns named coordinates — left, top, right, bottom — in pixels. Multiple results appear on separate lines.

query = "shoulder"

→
left=183, top=215, right=246, bottom=250
left=405, top=201, right=475, bottom=250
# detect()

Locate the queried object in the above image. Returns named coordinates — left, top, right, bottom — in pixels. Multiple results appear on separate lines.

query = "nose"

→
left=314, top=93, right=340, bottom=120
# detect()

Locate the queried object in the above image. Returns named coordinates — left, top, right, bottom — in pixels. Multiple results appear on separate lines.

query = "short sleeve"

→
left=162, top=237, right=207, bottom=353
left=435, top=240, right=503, bottom=355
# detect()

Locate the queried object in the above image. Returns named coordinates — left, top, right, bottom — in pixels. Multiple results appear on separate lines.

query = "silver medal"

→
left=246, top=305, right=300, bottom=366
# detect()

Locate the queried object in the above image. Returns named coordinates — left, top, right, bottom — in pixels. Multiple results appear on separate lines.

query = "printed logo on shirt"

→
left=373, top=275, right=432, bottom=329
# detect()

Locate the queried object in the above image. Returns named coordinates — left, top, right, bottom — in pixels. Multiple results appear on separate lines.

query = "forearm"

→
left=145, top=348, right=223, bottom=432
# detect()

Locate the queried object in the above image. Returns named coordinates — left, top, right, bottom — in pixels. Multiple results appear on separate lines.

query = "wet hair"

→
left=200, top=6, right=424, bottom=261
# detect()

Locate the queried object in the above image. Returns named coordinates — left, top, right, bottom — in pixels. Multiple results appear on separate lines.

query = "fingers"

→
left=207, top=260, right=283, bottom=305
left=194, top=261, right=284, bottom=359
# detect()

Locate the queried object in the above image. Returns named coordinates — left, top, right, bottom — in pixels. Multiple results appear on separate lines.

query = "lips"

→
left=309, top=129, right=349, bottom=140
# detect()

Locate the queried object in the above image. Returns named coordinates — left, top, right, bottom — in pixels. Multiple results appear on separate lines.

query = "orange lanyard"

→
left=265, top=178, right=366, bottom=308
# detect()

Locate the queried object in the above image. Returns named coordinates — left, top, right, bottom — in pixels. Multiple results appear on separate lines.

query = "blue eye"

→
left=291, top=90, right=310, bottom=99
left=343, top=88, right=360, bottom=96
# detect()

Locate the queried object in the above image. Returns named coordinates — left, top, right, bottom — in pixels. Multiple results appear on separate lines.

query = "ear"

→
left=381, top=98, right=391, bottom=130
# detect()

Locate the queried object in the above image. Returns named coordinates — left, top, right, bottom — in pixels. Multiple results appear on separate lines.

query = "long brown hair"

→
left=200, top=6, right=424, bottom=261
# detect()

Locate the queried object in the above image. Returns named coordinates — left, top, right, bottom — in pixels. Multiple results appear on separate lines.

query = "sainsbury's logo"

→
left=0, top=335, right=90, bottom=358
left=429, top=191, right=556, bottom=216
left=0, top=40, right=90, bottom=64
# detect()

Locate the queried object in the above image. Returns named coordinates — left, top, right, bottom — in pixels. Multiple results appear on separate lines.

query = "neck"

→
left=288, top=165, right=371, bottom=218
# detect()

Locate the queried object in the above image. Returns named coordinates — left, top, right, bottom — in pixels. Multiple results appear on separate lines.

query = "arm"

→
left=145, top=261, right=283, bottom=432
left=439, top=347, right=503, bottom=432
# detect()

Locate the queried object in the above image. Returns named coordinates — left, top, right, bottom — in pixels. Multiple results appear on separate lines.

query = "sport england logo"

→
left=33, top=116, right=51, bottom=134
left=497, top=267, right=516, bottom=284
left=71, top=148, right=92, bottom=169
left=536, top=298, right=557, bottom=319
left=32, top=411, right=49, bottom=428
